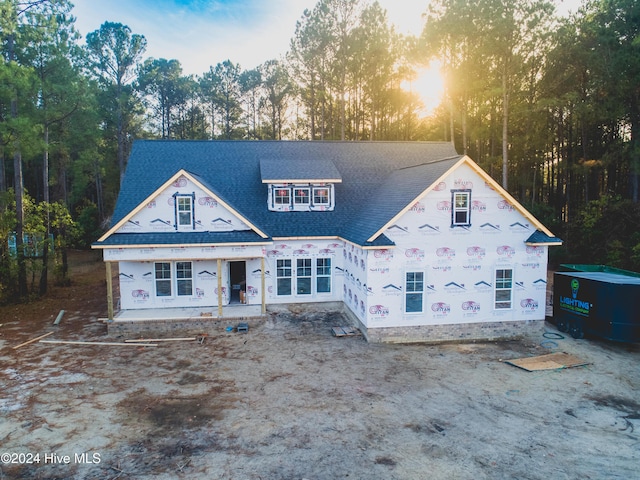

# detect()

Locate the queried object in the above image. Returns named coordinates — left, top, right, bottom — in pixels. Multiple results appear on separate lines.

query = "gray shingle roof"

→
left=102, top=140, right=462, bottom=247
left=525, top=230, right=563, bottom=245
left=260, top=157, right=342, bottom=183
left=97, top=231, right=270, bottom=247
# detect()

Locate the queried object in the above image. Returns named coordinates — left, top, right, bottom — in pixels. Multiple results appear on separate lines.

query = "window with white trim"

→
left=294, top=187, right=310, bottom=205
left=274, top=188, right=291, bottom=206
left=494, top=268, right=513, bottom=309
left=155, top=261, right=194, bottom=298
left=155, top=262, right=172, bottom=297
left=316, top=258, right=331, bottom=293
left=276, top=259, right=292, bottom=295
left=452, top=190, right=471, bottom=226
left=176, top=195, right=194, bottom=228
left=296, top=258, right=312, bottom=295
left=313, top=187, right=330, bottom=205
left=176, top=262, right=193, bottom=296
left=405, top=271, right=424, bottom=313
left=268, top=184, right=334, bottom=211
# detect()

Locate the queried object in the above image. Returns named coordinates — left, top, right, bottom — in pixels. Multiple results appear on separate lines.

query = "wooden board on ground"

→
left=331, top=326, right=361, bottom=337
left=124, top=337, right=195, bottom=343
left=505, top=352, right=590, bottom=372
left=40, top=340, right=158, bottom=347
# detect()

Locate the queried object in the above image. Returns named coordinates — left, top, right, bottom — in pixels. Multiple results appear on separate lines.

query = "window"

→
left=495, top=268, right=513, bottom=309
left=294, top=188, right=310, bottom=205
left=276, top=259, right=292, bottom=295
left=277, top=257, right=333, bottom=296
left=313, top=187, right=330, bottom=205
left=452, top=190, right=471, bottom=226
left=155, top=262, right=172, bottom=297
left=274, top=188, right=291, bottom=205
left=176, top=195, right=193, bottom=227
left=297, top=258, right=312, bottom=295
left=269, top=184, right=334, bottom=211
left=155, top=262, right=195, bottom=298
left=316, top=258, right=331, bottom=293
left=405, top=272, right=424, bottom=313
left=176, top=262, right=193, bottom=296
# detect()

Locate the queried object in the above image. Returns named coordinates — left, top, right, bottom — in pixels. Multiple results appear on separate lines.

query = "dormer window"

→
left=260, top=157, right=342, bottom=212
left=313, top=187, right=330, bottom=206
left=274, top=188, right=291, bottom=206
left=294, top=187, right=310, bottom=205
left=268, top=184, right=335, bottom=211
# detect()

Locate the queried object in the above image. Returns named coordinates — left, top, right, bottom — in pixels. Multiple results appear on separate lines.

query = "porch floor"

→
left=109, top=304, right=265, bottom=322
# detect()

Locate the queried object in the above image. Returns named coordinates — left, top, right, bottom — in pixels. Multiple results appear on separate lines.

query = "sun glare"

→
left=401, top=60, right=445, bottom=117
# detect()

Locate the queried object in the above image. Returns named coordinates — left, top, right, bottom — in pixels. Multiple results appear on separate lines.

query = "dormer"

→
left=260, top=157, right=342, bottom=212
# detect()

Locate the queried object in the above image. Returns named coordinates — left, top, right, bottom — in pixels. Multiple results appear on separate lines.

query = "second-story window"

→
left=268, top=184, right=334, bottom=211
left=451, top=190, right=471, bottom=226
left=294, top=187, right=310, bottom=205
left=274, top=188, right=291, bottom=206
left=313, top=187, right=330, bottom=206
left=175, top=194, right=194, bottom=229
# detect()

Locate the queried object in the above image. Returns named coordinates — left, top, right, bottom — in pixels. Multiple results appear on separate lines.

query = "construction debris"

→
left=53, top=310, right=65, bottom=325
left=40, top=340, right=157, bottom=347
left=331, top=326, right=361, bottom=337
left=504, top=352, right=591, bottom=372
left=124, top=337, right=196, bottom=343
left=13, top=331, right=55, bottom=350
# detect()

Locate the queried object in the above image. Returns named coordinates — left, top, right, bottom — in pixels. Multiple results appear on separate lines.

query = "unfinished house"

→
left=92, top=140, right=561, bottom=342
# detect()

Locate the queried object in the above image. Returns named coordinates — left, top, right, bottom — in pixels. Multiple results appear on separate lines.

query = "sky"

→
left=71, top=0, right=583, bottom=76
left=70, top=0, right=583, bottom=115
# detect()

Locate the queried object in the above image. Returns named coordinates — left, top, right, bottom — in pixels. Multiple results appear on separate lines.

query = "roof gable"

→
left=366, top=155, right=561, bottom=245
left=459, top=156, right=557, bottom=238
left=98, top=169, right=268, bottom=243
left=363, top=156, right=465, bottom=243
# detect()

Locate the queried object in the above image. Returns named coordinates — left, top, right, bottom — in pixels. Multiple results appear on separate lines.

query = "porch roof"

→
left=94, top=231, right=271, bottom=248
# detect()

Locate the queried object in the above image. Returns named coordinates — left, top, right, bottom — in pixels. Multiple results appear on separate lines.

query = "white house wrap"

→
left=93, top=140, right=561, bottom=343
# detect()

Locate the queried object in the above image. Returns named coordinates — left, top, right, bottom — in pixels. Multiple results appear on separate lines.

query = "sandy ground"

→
left=0, top=251, right=639, bottom=480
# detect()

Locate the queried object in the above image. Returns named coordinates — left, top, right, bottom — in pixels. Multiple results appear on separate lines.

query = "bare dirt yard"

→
left=1, top=250, right=639, bottom=479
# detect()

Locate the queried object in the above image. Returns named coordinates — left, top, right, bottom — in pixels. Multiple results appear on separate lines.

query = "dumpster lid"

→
left=556, top=270, right=640, bottom=285
left=559, top=264, right=640, bottom=277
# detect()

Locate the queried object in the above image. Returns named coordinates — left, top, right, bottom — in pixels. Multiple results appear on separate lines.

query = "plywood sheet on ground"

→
left=505, top=352, right=590, bottom=372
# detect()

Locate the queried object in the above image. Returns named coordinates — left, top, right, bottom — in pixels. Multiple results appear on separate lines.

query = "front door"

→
left=229, top=261, right=246, bottom=304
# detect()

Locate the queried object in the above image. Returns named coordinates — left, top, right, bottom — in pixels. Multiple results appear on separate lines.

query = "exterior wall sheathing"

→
left=102, top=164, right=553, bottom=343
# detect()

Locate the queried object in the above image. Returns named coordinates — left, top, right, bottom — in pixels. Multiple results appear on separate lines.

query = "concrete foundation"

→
left=106, top=301, right=544, bottom=343
left=342, top=307, right=545, bottom=344
left=106, top=314, right=267, bottom=338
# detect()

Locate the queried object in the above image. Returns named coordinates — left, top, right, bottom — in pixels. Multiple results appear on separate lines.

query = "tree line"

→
left=1, top=0, right=639, bottom=303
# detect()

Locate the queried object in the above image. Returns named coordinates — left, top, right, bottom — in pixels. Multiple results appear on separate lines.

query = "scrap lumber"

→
left=124, top=337, right=196, bottom=343
left=331, top=326, right=361, bottom=337
left=40, top=339, right=158, bottom=347
left=53, top=310, right=65, bottom=325
left=505, top=352, right=590, bottom=372
left=12, top=331, right=54, bottom=350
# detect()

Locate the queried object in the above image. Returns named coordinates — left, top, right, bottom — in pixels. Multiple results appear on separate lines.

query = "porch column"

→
left=217, top=259, right=223, bottom=317
left=261, top=257, right=266, bottom=315
left=105, top=261, right=114, bottom=321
